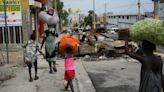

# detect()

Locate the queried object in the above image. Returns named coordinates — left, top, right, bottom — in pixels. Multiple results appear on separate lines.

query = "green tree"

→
left=52, top=0, right=69, bottom=26
left=84, top=10, right=97, bottom=28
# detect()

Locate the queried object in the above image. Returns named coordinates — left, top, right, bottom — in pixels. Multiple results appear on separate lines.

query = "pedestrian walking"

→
left=24, top=34, right=42, bottom=82
left=64, top=46, right=75, bottom=92
left=58, top=34, right=79, bottom=92
left=40, top=27, right=58, bottom=74
left=125, top=39, right=164, bottom=92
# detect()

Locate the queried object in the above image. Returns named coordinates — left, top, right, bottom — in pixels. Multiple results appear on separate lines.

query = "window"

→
left=127, top=16, right=129, bottom=19
left=119, top=16, right=120, bottom=18
left=0, top=26, right=22, bottom=44
left=122, top=16, right=124, bottom=19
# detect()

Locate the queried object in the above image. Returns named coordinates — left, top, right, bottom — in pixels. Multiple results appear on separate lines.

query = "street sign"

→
left=0, top=0, right=22, bottom=27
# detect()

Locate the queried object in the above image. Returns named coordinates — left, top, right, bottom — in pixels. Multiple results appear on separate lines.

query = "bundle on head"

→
left=39, top=8, right=59, bottom=25
left=130, top=19, right=164, bottom=46
left=47, top=8, right=54, bottom=16
left=59, top=36, right=79, bottom=55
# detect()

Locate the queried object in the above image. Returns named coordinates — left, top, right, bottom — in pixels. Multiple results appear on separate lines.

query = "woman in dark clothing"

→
left=41, top=27, right=58, bottom=74
left=125, top=40, right=164, bottom=92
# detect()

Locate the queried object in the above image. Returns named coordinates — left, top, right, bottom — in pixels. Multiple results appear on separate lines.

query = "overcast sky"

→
left=61, top=0, right=154, bottom=15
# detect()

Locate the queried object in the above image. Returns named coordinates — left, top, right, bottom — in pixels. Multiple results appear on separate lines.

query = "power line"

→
left=107, top=1, right=153, bottom=14
left=107, top=2, right=152, bottom=11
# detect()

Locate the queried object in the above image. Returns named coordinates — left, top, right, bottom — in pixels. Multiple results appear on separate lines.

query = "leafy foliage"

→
left=52, top=0, right=69, bottom=26
left=130, top=19, right=164, bottom=45
left=84, top=10, right=97, bottom=27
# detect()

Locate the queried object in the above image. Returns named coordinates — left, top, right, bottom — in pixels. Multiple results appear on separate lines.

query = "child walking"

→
left=24, top=34, right=41, bottom=82
left=64, top=46, right=75, bottom=92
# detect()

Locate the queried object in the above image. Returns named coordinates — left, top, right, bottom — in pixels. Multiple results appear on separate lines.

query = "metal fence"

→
left=0, top=26, right=23, bottom=44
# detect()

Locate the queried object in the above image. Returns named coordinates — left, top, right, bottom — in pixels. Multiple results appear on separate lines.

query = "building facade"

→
left=0, top=0, right=47, bottom=64
left=107, top=14, right=145, bottom=29
left=0, top=0, right=46, bottom=48
left=0, top=0, right=23, bottom=47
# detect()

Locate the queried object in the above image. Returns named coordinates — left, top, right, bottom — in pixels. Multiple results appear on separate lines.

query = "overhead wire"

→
left=106, top=0, right=153, bottom=13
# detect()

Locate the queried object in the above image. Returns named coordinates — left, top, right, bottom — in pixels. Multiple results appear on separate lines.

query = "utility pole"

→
left=55, top=0, right=57, bottom=9
left=138, top=0, right=141, bottom=20
left=154, top=0, right=159, bottom=19
left=54, top=0, right=59, bottom=33
left=93, top=0, right=96, bottom=31
left=3, top=0, right=9, bottom=64
left=104, top=3, right=107, bottom=24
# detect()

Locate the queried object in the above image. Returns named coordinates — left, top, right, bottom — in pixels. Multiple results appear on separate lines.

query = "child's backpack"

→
left=24, top=40, right=37, bottom=63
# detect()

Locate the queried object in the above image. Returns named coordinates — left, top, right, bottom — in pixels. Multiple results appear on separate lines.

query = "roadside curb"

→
left=75, top=59, right=96, bottom=92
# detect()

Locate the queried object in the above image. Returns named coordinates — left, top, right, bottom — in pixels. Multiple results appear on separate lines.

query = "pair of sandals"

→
left=29, top=76, right=39, bottom=82
left=64, top=82, right=71, bottom=92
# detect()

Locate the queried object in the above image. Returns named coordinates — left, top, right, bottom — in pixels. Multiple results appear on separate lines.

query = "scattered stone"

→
left=121, top=68, right=126, bottom=70
left=99, top=55, right=107, bottom=60
left=83, top=55, right=99, bottom=61
left=0, top=66, right=16, bottom=82
left=84, top=55, right=90, bottom=59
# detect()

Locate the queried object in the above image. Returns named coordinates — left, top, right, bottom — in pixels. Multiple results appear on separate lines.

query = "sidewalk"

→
left=74, top=58, right=96, bottom=92
left=0, top=55, right=95, bottom=92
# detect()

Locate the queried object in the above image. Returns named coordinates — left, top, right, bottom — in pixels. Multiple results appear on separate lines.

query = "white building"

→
left=107, top=14, right=144, bottom=29
left=159, top=3, right=164, bottom=19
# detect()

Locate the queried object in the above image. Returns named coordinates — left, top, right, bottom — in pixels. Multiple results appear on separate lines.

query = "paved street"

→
left=82, top=57, right=141, bottom=92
